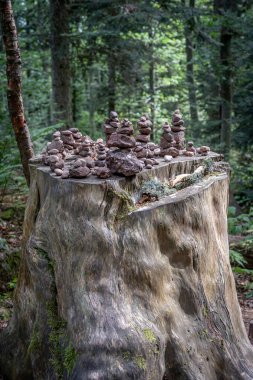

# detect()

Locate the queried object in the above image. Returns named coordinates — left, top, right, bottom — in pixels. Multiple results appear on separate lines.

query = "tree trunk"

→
left=50, top=0, right=73, bottom=126
left=183, top=0, right=199, bottom=133
left=1, top=154, right=253, bottom=380
left=108, top=51, right=116, bottom=113
left=213, top=0, right=235, bottom=159
left=220, top=26, right=232, bottom=159
left=0, top=0, right=34, bottom=186
left=149, top=28, right=155, bottom=140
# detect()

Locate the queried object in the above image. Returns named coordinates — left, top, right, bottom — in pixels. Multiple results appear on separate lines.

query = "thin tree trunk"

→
left=108, top=52, right=116, bottom=113
left=183, top=0, right=199, bottom=128
left=214, top=0, right=235, bottom=159
left=220, top=26, right=232, bottom=158
left=0, top=0, right=34, bottom=186
left=149, top=28, right=155, bottom=140
left=88, top=65, right=96, bottom=136
left=50, top=0, right=73, bottom=126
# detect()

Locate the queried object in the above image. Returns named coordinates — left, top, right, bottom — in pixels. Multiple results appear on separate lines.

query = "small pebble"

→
left=54, top=168, right=63, bottom=176
left=164, top=155, right=173, bottom=162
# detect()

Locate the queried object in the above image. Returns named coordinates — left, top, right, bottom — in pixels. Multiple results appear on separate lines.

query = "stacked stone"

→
left=79, top=138, right=92, bottom=158
left=95, top=142, right=107, bottom=167
left=183, top=141, right=196, bottom=157
left=69, top=158, right=90, bottom=178
left=197, top=146, right=210, bottom=156
left=171, top=109, right=185, bottom=150
left=108, top=118, right=136, bottom=150
left=78, top=138, right=95, bottom=168
left=60, top=130, right=76, bottom=152
left=136, top=115, right=152, bottom=144
left=41, top=130, right=66, bottom=175
left=159, top=121, right=176, bottom=157
left=47, top=131, right=64, bottom=154
left=106, top=118, right=144, bottom=176
left=103, top=111, right=121, bottom=144
left=69, top=128, right=83, bottom=151
left=46, top=149, right=65, bottom=176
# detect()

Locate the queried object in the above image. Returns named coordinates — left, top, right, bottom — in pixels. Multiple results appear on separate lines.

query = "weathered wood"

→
left=0, top=156, right=253, bottom=380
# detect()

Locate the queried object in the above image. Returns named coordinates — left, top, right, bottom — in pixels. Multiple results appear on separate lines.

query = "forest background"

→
left=0, top=0, right=253, bottom=330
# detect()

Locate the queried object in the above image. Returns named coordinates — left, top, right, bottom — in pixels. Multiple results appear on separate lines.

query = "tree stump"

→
left=1, top=154, right=253, bottom=380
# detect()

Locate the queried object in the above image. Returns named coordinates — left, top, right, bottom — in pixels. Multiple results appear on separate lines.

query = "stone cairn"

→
left=159, top=121, right=178, bottom=158
left=69, top=158, right=91, bottom=178
left=60, top=130, right=76, bottom=153
left=134, top=116, right=159, bottom=169
left=182, top=141, right=196, bottom=157
left=106, top=118, right=144, bottom=176
left=69, top=128, right=83, bottom=152
left=197, top=146, right=210, bottom=156
left=171, top=109, right=185, bottom=151
left=38, top=108, right=214, bottom=180
left=95, top=141, right=111, bottom=179
left=108, top=118, right=136, bottom=150
left=103, top=111, right=121, bottom=145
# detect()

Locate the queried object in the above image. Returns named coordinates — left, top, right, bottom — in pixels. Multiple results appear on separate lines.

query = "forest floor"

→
left=0, top=193, right=253, bottom=344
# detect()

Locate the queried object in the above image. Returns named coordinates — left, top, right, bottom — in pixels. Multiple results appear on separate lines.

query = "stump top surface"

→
left=31, top=152, right=222, bottom=185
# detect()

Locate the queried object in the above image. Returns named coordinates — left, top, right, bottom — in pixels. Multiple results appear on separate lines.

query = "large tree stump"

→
left=1, top=154, right=253, bottom=380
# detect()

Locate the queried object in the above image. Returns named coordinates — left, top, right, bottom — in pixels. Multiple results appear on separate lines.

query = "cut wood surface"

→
left=0, top=156, right=252, bottom=380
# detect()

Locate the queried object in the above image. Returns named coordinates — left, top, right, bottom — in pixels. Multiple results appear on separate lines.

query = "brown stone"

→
left=106, top=150, right=143, bottom=176
left=136, top=134, right=150, bottom=143
left=96, top=167, right=111, bottom=179
left=108, top=133, right=136, bottom=149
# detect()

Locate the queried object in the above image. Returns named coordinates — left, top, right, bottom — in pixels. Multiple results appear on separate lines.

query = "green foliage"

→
left=228, top=207, right=253, bottom=235
left=140, top=179, right=174, bottom=199
left=229, top=250, right=247, bottom=267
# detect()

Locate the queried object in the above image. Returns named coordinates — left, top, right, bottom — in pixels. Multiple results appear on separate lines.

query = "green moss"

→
left=140, top=179, right=174, bottom=199
left=27, top=322, right=41, bottom=355
left=63, top=343, right=78, bottom=375
left=40, top=249, right=77, bottom=378
left=106, top=186, right=136, bottom=221
left=134, top=355, right=146, bottom=370
left=142, top=328, right=156, bottom=343
left=123, top=351, right=131, bottom=361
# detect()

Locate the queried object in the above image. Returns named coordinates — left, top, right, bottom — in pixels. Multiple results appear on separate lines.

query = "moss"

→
left=140, top=179, right=174, bottom=199
left=203, top=158, right=214, bottom=174
left=123, top=351, right=131, bottom=361
left=63, top=343, right=78, bottom=375
left=27, top=322, right=41, bottom=355
left=142, top=328, right=156, bottom=343
left=134, top=354, right=146, bottom=370
left=38, top=248, right=77, bottom=378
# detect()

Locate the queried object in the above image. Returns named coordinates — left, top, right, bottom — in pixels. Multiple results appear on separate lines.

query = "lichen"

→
left=140, top=179, right=175, bottom=199
left=134, top=354, right=146, bottom=370
left=143, top=328, right=156, bottom=343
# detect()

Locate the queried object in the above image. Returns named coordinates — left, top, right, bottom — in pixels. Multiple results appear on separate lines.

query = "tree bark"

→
left=149, top=28, right=155, bottom=141
left=213, top=0, right=236, bottom=159
left=1, top=154, right=253, bottom=380
left=50, top=0, right=73, bottom=126
left=183, top=0, right=199, bottom=129
left=0, top=0, right=34, bottom=186
left=108, top=50, right=116, bottom=114
left=220, top=26, right=232, bottom=158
